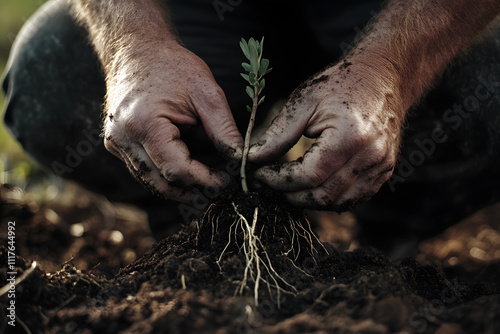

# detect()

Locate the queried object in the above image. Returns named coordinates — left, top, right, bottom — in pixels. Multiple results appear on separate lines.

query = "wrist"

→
left=329, top=55, right=407, bottom=116
left=107, top=34, right=182, bottom=79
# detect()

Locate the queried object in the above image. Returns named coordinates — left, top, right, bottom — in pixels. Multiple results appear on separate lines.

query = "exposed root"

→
left=215, top=203, right=297, bottom=307
left=197, top=190, right=330, bottom=308
left=286, top=212, right=329, bottom=263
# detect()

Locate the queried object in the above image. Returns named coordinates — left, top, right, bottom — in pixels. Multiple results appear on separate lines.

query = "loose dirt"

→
left=1, top=184, right=499, bottom=333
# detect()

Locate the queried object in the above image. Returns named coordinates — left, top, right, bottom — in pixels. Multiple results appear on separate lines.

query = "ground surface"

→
left=1, top=183, right=500, bottom=334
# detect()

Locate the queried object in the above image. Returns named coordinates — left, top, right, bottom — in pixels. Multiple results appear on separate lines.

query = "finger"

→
left=129, top=145, right=197, bottom=202
left=286, top=153, right=394, bottom=210
left=104, top=134, right=160, bottom=189
left=104, top=134, right=132, bottom=165
left=127, top=143, right=201, bottom=202
left=106, top=137, right=197, bottom=202
left=142, top=119, right=230, bottom=190
left=334, top=163, right=394, bottom=206
left=248, top=102, right=313, bottom=163
left=254, top=128, right=351, bottom=192
left=327, top=137, right=394, bottom=204
left=195, top=85, right=244, bottom=161
left=285, top=167, right=359, bottom=210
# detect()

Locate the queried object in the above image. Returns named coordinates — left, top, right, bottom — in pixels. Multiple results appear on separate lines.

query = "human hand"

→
left=103, top=40, right=243, bottom=203
left=248, top=61, right=404, bottom=211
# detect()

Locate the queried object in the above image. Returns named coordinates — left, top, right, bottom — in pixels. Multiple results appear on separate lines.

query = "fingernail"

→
left=248, top=139, right=267, bottom=155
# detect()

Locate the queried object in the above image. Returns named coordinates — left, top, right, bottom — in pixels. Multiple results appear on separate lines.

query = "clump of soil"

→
left=120, top=189, right=329, bottom=307
left=1, top=185, right=500, bottom=333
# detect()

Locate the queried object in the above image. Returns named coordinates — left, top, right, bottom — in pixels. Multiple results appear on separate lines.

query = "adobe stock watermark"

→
left=5, top=221, right=17, bottom=327
left=212, top=0, right=244, bottom=22
left=388, top=65, right=500, bottom=192
left=51, top=128, right=103, bottom=176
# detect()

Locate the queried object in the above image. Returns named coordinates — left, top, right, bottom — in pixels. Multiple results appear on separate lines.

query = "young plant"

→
left=239, top=37, right=272, bottom=193
left=197, top=37, right=327, bottom=308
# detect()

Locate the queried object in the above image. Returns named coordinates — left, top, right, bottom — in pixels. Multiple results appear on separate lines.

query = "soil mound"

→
left=1, top=187, right=499, bottom=333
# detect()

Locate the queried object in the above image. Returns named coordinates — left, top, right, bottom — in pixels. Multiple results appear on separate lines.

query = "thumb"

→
left=248, top=104, right=309, bottom=163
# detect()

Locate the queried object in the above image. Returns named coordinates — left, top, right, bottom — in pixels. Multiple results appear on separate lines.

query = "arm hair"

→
left=71, top=0, right=179, bottom=75
left=348, top=0, right=500, bottom=117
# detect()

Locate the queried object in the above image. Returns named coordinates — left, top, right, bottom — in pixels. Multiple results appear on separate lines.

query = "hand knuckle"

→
left=160, top=163, right=179, bottom=181
left=103, top=138, right=115, bottom=152
left=159, top=162, right=190, bottom=184
left=103, top=133, right=121, bottom=152
left=122, top=114, right=143, bottom=135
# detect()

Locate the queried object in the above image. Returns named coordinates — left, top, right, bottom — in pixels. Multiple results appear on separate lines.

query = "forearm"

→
left=71, top=0, right=179, bottom=75
left=348, top=0, right=500, bottom=114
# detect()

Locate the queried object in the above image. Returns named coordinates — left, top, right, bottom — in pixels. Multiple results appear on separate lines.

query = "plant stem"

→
left=241, top=86, right=259, bottom=193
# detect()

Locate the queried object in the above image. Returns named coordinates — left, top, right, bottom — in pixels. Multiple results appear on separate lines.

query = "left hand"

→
left=247, top=61, right=404, bottom=211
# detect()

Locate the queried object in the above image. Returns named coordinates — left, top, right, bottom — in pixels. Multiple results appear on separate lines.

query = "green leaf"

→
left=241, top=62, right=251, bottom=72
left=251, top=60, right=260, bottom=77
left=248, top=40, right=259, bottom=74
left=258, top=36, right=265, bottom=60
left=246, top=105, right=252, bottom=112
left=248, top=73, right=257, bottom=85
left=240, top=39, right=250, bottom=60
left=258, top=78, right=266, bottom=94
left=240, top=73, right=250, bottom=82
left=265, top=68, right=273, bottom=75
left=246, top=86, right=254, bottom=99
left=248, top=37, right=256, bottom=50
left=258, top=96, right=266, bottom=105
left=259, top=58, right=270, bottom=76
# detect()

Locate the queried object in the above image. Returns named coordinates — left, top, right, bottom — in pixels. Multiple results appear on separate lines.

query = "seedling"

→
left=197, top=38, right=327, bottom=308
left=239, top=37, right=272, bottom=193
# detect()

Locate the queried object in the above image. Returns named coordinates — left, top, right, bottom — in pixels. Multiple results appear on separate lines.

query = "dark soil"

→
left=1, top=184, right=500, bottom=334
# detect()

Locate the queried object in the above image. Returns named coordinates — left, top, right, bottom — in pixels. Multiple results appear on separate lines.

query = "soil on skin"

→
left=1, top=184, right=500, bottom=334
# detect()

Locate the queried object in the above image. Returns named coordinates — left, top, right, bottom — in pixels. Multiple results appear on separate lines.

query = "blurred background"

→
left=1, top=0, right=45, bottom=190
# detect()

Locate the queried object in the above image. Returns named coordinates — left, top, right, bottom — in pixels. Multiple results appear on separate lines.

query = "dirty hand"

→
left=248, top=61, right=404, bottom=211
left=103, top=41, right=243, bottom=203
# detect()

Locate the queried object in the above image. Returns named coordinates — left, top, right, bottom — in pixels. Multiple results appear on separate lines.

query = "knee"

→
left=2, top=0, right=104, bottom=156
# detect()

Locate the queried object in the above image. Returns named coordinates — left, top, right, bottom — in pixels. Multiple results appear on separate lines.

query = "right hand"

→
left=248, top=61, right=403, bottom=211
left=103, top=40, right=243, bottom=203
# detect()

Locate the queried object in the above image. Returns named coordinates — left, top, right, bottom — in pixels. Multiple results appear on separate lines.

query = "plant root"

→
left=196, top=190, right=329, bottom=308
left=215, top=203, right=297, bottom=307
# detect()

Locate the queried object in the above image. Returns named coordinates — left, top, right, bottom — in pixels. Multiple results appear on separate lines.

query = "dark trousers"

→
left=3, top=0, right=500, bottom=244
